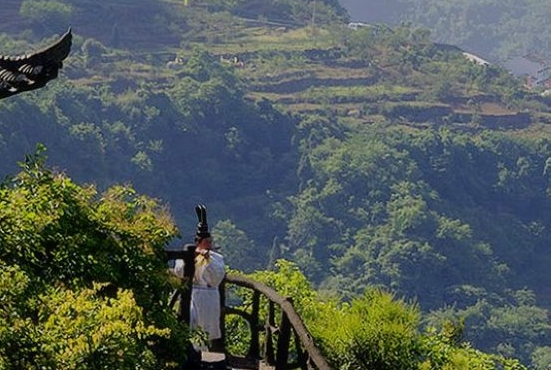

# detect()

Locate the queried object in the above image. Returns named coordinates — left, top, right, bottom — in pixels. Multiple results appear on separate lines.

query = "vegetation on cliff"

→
left=1, top=0, right=551, bottom=367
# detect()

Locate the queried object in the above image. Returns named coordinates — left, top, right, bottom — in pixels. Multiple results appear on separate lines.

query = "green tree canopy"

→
left=0, top=146, right=187, bottom=369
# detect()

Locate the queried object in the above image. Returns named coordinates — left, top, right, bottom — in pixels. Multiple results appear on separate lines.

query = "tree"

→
left=212, top=219, right=261, bottom=272
left=20, top=0, right=74, bottom=34
left=0, top=146, right=188, bottom=369
left=231, top=260, right=527, bottom=370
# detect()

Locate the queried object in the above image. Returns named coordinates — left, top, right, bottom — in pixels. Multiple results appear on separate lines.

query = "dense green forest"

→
left=2, top=0, right=551, bottom=368
left=0, top=156, right=526, bottom=368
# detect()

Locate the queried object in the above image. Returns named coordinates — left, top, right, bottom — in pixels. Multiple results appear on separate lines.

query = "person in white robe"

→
left=190, top=234, right=225, bottom=340
left=174, top=204, right=226, bottom=344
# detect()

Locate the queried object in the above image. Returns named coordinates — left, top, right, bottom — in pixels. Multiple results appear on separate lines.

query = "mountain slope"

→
left=2, top=2, right=551, bottom=367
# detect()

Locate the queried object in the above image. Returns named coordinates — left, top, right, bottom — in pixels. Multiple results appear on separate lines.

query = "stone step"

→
left=226, top=354, right=260, bottom=370
left=258, top=361, right=276, bottom=370
left=201, top=351, right=228, bottom=369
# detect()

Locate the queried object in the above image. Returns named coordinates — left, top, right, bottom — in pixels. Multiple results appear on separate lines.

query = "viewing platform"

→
left=166, top=246, right=332, bottom=370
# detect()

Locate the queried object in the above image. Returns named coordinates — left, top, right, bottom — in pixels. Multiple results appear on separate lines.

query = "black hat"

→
left=195, top=204, right=210, bottom=239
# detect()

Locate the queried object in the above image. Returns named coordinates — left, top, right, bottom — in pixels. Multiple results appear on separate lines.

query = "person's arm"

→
left=201, top=253, right=225, bottom=287
left=173, top=259, right=185, bottom=278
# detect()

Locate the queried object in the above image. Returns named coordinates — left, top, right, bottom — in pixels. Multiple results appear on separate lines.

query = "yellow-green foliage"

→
left=310, top=287, right=421, bottom=370
left=40, top=283, right=169, bottom=369
left=224, top=260, right=318, bottom=355
left=0, top=266, right=170, bottom=369
left=420, top=326, right=526, bottom=370
left=229, top=260, right=528, bottom=370
left=249, top=259, right=318, bottom=314
left=0, top=146, right=187, bottom=369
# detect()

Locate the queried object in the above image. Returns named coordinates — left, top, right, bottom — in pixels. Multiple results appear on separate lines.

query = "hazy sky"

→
left=339, top=0, right=402, bottom=23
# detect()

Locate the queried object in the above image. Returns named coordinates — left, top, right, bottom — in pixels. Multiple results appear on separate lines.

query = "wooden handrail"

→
left=224, top=273, right=332, bottom=370
left=166, top=250, right=332, bottom=370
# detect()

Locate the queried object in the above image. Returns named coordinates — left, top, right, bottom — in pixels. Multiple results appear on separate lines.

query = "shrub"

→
left=0, top=146, right=187, bottom=369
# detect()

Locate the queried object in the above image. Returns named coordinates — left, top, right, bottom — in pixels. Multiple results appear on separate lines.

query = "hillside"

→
left=2, top=1, right=551, bottom=368
left=1, top=1, right=543, bottom=127
left=339, top=0, right=551, bottom=62
left=205, top=26, right=532, bottom=125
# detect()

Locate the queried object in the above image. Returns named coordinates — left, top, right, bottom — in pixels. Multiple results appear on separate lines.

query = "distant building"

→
left=504, top=53, right=551, bottom=88
left=347, top=22, right=371, bottom=30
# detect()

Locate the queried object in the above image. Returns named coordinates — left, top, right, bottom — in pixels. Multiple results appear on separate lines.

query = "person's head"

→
left=194, top=204, right=212, bottom=249
left=195, top=235, right=212, bottom=250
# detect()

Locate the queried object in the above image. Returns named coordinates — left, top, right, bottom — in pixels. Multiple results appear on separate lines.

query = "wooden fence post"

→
left=275, top=297, right=292, bottom=370
left=178, top=243, right=196, bottom=324
left=249, top=291, right=261, bottom=358
left=266, top=300, right=276, bottom=365
left=222, top=274, right=334, bottom=370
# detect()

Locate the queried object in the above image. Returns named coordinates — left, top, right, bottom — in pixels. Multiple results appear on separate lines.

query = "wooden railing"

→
left=165, top=247, right=332, bottom=370
left=222, top=273, right=332, bottom=370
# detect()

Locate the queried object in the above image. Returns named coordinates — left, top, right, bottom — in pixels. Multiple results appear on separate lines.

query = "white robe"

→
left=174, top=251, right=225, bottom=340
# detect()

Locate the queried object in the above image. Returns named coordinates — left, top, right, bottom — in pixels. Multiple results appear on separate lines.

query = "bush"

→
left=0, top=146, right=187, bottom=369
left=311, top=287, right=422, bottom=370
left=230, top=260, right=528, bottom=370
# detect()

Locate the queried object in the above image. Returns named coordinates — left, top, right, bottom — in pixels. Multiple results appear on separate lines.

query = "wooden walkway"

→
left=167, top=246, right=332, bottom=370
left=201, top=351, right=273, bottom=370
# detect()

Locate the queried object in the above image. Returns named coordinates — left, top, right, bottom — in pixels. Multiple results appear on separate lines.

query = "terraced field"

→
left=1, top=2, right=537, bottom=130
left=172, top=22, right=530, bottom=130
